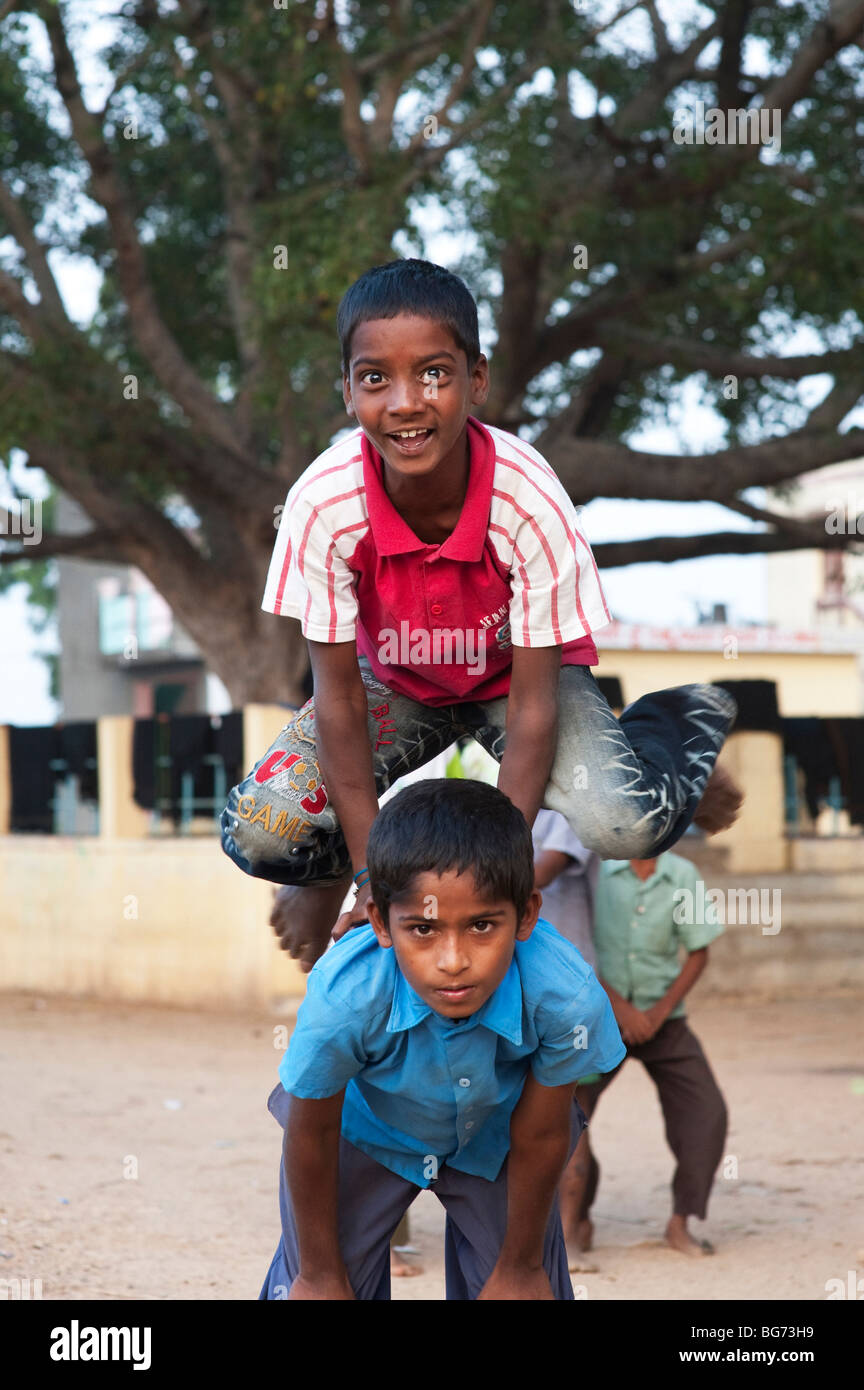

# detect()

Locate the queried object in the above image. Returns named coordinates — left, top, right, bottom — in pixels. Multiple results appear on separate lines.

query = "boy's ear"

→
left=515, top=888, right=542, bottom=942
left=367, top=899, right=393, bottom=949
left=342, top=375, right=355, bottom=416
left=470, top=352, right=490, bottom=408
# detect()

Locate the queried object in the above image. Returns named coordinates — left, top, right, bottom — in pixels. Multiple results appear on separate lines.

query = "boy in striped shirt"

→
left=222, top=258, right=741, bottom=967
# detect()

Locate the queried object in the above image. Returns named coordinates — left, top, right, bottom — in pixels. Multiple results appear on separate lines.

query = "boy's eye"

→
left=358, top=367, right=445, bottom=385
left=471, top=920, right=495, bottom=934
left=409, top=922, right=435, bottom=937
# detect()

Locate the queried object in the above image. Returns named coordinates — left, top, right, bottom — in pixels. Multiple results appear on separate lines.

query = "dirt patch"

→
left=1, top=992, right=861, bottom=1301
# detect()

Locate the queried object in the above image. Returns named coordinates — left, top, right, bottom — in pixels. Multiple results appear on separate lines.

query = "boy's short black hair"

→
left=337, top=258, right=481, bottom=376
left=367, top=778, right=534, bottom=924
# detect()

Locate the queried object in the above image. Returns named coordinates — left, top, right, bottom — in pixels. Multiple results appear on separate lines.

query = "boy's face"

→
left=368, top=869, right=541, bottom=1020
left=342, top=315, right=489, bottom=480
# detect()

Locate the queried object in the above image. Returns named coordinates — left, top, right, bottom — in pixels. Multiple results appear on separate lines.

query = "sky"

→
left=1, top=0, right=859, bottom=725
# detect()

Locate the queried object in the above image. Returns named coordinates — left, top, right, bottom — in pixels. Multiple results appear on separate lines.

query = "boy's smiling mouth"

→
left=385, top=426, right=435, bottom=454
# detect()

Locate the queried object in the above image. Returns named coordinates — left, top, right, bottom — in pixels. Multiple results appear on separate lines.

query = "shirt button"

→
left=631, top=920, right=638, bottom=929
left=636, top=905, right=645, bottom=914
left=629, top=952, right=636, bottom=959
left=458, top=1077, right=471, bottom=1088
left=465, top=1121, right=475, bottom=1130
left=430, top=603, right=443, bottom=615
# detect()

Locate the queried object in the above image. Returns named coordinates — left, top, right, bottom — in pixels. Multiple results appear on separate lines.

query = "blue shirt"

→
left=278, top=920, right=625, bottom=1186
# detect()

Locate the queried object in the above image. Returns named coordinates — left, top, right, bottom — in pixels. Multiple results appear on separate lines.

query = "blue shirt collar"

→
left=386, top=957, right=523, bottom=1045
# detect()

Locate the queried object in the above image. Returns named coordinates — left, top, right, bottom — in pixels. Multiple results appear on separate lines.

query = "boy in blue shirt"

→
left=259, top=778, right=625, bottom=1301
left=223, top=257, right=741, bottom=971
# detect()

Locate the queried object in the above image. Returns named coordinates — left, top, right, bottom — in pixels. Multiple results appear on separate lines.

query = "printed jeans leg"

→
left=223, top=658, right=464, bottom=885
left=259, top=1090, right=420, bottom=1300
left=467, top=666, right=737, bottom=858
left=434, top=1100, right=586, bottom=1300
left=634, top=1019, right=728, bottom=1221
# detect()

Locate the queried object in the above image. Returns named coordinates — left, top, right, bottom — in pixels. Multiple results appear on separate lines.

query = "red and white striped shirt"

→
left=262, top=415, right=611, bottom=705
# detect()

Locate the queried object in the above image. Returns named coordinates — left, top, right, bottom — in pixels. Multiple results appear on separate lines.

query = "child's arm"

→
left=641, top=946, right=708, bottom=1038
left=284, top=1090, right=355, bottom=1301
left=478, top=1073, right=574, bottom=1301
left=496, top=644, right=561, bottom=829
left=308, top=640, right=380, bottom=918
left=534, top=849, right=573, bottom=888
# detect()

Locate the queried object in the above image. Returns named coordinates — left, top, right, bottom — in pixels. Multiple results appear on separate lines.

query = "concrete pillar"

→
left=709, top=730, right=789, bottom=873
left=242, top=704, right=293, bottom=771
left=0, top=725, right=10, bottom=834
left=97, top=716, right=151, bottom=838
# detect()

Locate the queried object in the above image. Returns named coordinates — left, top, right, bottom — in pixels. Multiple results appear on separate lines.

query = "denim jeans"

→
left=220, top=661, right=737, bottom=885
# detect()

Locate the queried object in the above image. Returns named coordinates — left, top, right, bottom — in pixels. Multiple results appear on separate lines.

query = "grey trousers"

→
left=259, top=1086, right=586, bottom=1301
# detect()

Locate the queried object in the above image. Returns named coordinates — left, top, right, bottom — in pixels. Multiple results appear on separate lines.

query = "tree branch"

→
left=0, top=524, right=124, bottom=565
left=614, top=16, right=723, bottom=135
left=353, top=6, right=484, bottom=77
left=590, top=329, right=864, bottom=382
left=40, top=1, right=249, bottom=462
left=594, top=526, right=859, bottom=568
left=0, top=266, right=44, bottom=340
left=397, top=0, right=495, bottom=157
left=170, top=47, right=262, bottom=445
left=722, top=495, right=829, bottom=536
left=667, top=0, right=864, bottom=198
left=543, top=426, right=864, bottom=504
left=0, top=177, right=68, bottom=322
left=396, top=47, right=557, bottom=190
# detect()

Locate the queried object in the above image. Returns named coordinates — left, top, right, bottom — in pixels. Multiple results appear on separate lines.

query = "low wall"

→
left=0, top=836, right=306, bottom=1009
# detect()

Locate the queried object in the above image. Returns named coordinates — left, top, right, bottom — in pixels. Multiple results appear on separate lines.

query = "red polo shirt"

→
left=262, top=416, right=611, bottom=706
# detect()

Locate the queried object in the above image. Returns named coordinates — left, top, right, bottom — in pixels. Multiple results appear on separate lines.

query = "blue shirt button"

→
left=458, top=1077, right=471, bottom=1088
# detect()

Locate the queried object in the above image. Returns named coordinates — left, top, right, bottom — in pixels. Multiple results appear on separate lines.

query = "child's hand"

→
left=613, top=999, right=644, bottom=1045
left=640, top=1004, right=666, bottom=1040
left=478, top=1264, right=555, bottom=1301
left=622, top=1007, right=658, bottom=1046
left=331, top=893, right=373, bottom=943
left=288, top=1272, right=355, bottom=1300
left=614, top=1000, right=658, bottom=1046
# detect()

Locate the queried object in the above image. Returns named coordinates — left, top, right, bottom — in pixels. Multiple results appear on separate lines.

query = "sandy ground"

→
left=1, top=990, right=862, bottom=1302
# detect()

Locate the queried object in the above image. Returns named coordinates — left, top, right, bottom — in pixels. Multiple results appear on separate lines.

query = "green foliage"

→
left=0, top=0, right=862, bottom=673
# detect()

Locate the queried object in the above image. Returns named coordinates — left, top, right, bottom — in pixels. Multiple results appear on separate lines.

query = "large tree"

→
left=1, top=0, right=864, bottom=703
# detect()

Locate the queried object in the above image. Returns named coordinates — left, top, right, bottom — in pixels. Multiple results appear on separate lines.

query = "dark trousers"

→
left=260, top=1088, right=587, bottom=1300
left=575, top=1017, right=727, bottom=1221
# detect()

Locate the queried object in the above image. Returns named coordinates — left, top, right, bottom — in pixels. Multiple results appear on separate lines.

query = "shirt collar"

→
left=360, top=415, right=494, bottom=561
left=386, top=954, right=523, bottom=1045
left=608, top=855, right=672, bottom=883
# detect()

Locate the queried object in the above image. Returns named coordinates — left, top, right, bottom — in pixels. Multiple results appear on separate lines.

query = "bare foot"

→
left=665, top=1215, right=714, bottom=1256
left=692, top=763, right=743, bottom=835
left=269, top=880, right=352, bottom=973
left=566, top=1218, right=597, bottom=1272
left=390, top=1247, right=424, bottom=1278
